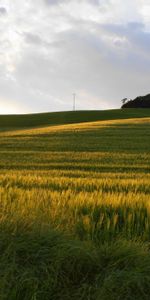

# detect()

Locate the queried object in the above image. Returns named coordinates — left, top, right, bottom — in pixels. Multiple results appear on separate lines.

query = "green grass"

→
left=1, top=108, right=150, bottom=129
left=0, top=110, right=150, bottom=299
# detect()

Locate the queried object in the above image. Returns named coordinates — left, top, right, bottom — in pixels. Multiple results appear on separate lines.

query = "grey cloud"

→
left=127, top=22, right=145, bottom=31
left=23, top=32, right=44, bottom=45
left=23, top=32, right=61, bottom=52
left=44, top=0, right=64, bottom=5
left=102, top=22, right=145, bottom=36
left=86, top=0, right=105, bottom=5
left=101, top=21, right=150, bottom=55
left=45, top=0, right=102, bottom=6
left=0, top=7, right=7, bottom=15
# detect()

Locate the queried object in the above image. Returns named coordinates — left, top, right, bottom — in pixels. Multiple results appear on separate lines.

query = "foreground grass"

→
left=1, top=230, right=150, bottom=300
left=0, top=113, right=150, bottom=299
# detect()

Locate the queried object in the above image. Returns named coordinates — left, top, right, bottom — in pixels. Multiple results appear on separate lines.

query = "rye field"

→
left=0, top=109, right=150, bottom=300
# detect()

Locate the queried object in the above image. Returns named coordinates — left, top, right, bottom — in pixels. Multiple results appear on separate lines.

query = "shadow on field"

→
left=0, top=163, right=150, bottom=174
left=1, top=226, right=150, bottom=300
left=1, top=109, right=150, bottom=129
left=0, top=123, right=150, bottom=154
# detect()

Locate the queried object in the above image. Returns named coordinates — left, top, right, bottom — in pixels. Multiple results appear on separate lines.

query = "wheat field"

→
left=0, top=115, right=150, bottom=299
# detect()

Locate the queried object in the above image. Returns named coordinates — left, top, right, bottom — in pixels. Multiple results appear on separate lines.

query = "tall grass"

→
left=0, top=115, right=150, bottom=299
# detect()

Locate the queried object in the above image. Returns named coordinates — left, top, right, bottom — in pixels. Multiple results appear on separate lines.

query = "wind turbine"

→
left=73, top=93, right=76, bottom=111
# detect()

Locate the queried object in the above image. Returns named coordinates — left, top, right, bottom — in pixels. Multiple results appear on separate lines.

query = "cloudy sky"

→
left=0, top=0, right=150, bottom=114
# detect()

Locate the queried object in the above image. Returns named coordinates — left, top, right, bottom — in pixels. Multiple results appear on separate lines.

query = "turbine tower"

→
left=73, top=93, right=76, bottom=111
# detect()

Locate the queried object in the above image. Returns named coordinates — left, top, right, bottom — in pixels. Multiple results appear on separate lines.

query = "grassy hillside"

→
left=0, top=112, right=150, bottom=299
left=0, top=108, right=150, bottom=129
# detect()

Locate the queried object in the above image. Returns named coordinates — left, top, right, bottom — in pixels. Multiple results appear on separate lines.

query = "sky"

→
left=0, top=0, right=150, bottom=114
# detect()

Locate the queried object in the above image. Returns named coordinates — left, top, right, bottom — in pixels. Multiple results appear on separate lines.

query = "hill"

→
left=0, top=115, right=150, bottom=299
left=122, top=94, right=150, bottom=108
left=1, top=108, right=150, bottom=129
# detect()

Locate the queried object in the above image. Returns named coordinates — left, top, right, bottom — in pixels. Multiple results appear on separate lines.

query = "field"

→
left=0, top=110, right=150, bottom=300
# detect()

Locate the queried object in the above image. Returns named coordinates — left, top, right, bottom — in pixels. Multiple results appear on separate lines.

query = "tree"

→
left=121, top=98, right=128, bottom=105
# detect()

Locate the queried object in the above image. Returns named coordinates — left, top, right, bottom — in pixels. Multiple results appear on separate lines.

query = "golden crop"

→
left=0, top=117, right=150, bottom=242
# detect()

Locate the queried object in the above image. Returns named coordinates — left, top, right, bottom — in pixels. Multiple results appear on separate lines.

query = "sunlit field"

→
left=0, top=111, right=150, bottom=300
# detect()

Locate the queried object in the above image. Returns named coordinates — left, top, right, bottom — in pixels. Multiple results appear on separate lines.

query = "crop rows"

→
left=0, top=117, right=150, bottom=299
